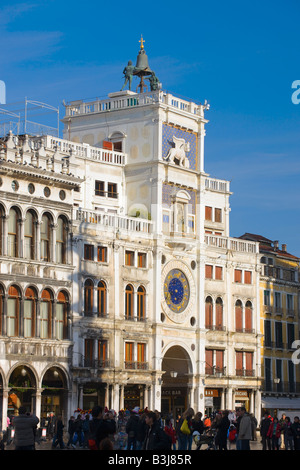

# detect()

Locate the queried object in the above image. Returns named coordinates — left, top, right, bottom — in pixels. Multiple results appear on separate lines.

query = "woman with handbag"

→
left=176, top=408, right=194, bottom=450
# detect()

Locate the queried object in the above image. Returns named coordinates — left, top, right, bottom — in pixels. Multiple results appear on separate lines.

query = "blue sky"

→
left=1, top=0, right=300, bottom=256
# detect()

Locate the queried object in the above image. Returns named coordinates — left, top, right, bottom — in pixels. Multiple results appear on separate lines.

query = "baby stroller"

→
left=193, top=429, right=216, bottom=450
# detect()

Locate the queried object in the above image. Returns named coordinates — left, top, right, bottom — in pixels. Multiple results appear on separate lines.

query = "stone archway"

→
left=8, top=365, right=37, bottom=416
left=161, top=345, right=193, bottom=420
left=41, top=366, right=69, bottom=425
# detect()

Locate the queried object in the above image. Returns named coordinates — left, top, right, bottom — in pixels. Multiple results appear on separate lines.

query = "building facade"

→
left=240, top=233, right=300, bottom=419
left=0, top=44, right=264, bottom=429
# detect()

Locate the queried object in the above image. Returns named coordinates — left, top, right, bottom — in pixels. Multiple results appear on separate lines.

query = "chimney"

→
left=274, top=240, right=279, bottom=249
left=282, top=244, right=287, bottom=252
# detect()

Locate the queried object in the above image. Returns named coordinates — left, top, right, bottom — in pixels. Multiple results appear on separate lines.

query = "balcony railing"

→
left=205, top=235, right=259, bottom=254
left=205, top=366, right=226, bottom=376
left=82, top=358, right=110, bottom=369
left=235, top=369, right=255, bottom=377
left=205, top=324, right=226, bottom=332
left=124, top=361, right=148, bottom=370
left=124, top=315, right=147, bottom=322
left=76, top=209, right=153, bottom=234
left=263, top=380, right=300, bottom=394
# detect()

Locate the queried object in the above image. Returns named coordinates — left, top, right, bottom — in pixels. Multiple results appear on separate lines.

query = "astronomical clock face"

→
left=164, top=269, right=190, bottom=313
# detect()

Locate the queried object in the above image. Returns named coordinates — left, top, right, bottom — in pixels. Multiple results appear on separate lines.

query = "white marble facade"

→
left=0, top=88, right=262, bottom=429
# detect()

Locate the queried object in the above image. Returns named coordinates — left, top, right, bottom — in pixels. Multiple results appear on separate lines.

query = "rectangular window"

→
left=24, top=300, right=33, bottom=338
left=234, top=269, right=242, bottom=283
left=245, top=352, right=253, bottom=376
left=205, top=265, right=213, bottom=279
left=287, top=323, right=295, bottom=349
left=264, top=320, right=271, bottom=347
left=275, top=322, right=283, bottom=348
left=107, top=182, right=117, bottom=198
left=287, top=294, right=294, bottom=310
left=275, top=292, right=281, bottom=308
left=7, top=298, right=17, bottom=337
left=236, top=351, right=243, bottom=376
left=98, top=340, right=107, bottom=364
left=205, top=206, right=212, bottom=220
left=264, top=290, right=270, bottom=306
left=84, top=244, right=94, bottom=261
left=215, top=266, right=223, bottom=280
left=137, top=343, right=146, bottom=364
left=137, top=252, right=146, bottom=268
left=125, top=250, right=134, bottom=266
left=56, top=303, right=64, bottom=340
left=244, top=271, right=252, bottom=284
left=97, top=246, right=107, bottom=263
left=214, top=208, right=222, bottom=223
left=125, top=342, right=134, bottom=369
left=85, top=339, right=94, bottom=366
left=95, top=180, right=105, bottom=197
left=40, top=302, right=50, bottom=339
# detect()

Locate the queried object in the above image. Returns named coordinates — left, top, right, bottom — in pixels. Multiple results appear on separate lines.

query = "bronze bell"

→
left=135, top=49, right=152, bottom=73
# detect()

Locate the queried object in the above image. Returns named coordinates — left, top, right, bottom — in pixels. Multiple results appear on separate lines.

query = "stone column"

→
left=1, top=388, right=9, bottom=433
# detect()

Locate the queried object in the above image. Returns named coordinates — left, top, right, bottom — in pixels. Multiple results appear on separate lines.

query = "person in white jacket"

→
left=238, top=407, right=252, bottom=450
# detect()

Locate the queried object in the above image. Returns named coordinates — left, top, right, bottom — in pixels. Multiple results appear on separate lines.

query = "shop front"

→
left=234, top=390, right=249, bottom=411
left=204, top=389, right=221, bottom=414
left=161, top=387, right=187, bottom=419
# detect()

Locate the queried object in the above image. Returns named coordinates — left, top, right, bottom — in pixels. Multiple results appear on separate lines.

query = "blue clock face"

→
left=164, top=269, right=190, bottom=313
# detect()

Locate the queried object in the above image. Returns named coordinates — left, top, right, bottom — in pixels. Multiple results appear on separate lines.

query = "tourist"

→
left=12, top=406, right=39, bottom=450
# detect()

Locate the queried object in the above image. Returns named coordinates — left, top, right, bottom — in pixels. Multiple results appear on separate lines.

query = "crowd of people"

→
left=1, top=405, right=300, bottom=451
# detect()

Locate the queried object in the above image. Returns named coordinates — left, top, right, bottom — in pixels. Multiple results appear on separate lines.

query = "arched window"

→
left=8, top=208, right=19, bottom=257
left=56, top=216, right=68, bottom=264
left=215, top=297, right=223, bottom=330
left=24, top=287, right=36, bottom=337
left=137, top=286, right=146, bottom=321
left=84, top=279, right=94, bottom=315
left=235, top=300, right=243, bottom=332
left=40, top=289, right=52, bottom=339
left=97, top=281, right=107, bottom=317
left=205, top=296, right=213, bottom=329
left=7, top=285, right=20, bottom=336
left=41, top=213, right=51, bottom=262
left=56, top=291, right=68, bottom=339
left=125, top=284, right=134, bottom=319
left=245, top=301, right=253, bottom=333
left=24, top=210, right=36, bottom=260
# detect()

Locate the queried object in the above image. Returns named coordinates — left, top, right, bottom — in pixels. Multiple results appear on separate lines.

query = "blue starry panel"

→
left=162, top=123, right=197, bottom=170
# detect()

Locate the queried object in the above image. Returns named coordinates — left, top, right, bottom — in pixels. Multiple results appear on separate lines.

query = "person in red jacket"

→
left=164, top=418, right=177, bottom=450
left=267, top=417, right=281, bottom=450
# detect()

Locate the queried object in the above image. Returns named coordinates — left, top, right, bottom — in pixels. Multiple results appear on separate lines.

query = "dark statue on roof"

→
left=121, top=36, right=160, bottom=93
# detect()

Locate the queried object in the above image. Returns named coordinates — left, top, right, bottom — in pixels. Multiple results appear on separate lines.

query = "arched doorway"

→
left=8, top=366, right=36, bottom=416
left=161, top=346, right=192, bottom=420
left=41, top=367, right=68, bottom=424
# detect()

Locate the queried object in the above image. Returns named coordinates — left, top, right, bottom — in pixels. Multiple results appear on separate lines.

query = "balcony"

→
left=205, top=235, right=259, bottom=254
left=81, top=358, right=110, bottom=369
left=263, top=380, right=300, bottom=394
left=235, top=369, right=255, bottom=377
left=124, top=315, right=147, bottom=322
left=205, top=366, right=226, bottom=377
left=76, top=209, right=153, bottom=234
left=124, top=361, right=148, bottom=370
left=63, top=90, right=204, bottom=119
